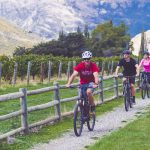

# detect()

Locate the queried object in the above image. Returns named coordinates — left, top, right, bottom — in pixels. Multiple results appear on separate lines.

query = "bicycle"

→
left=72, top=85, right=96, bottom=137
left=122, top=76, right=135, bottom=111
left=140, top=72, right=150, bottom=99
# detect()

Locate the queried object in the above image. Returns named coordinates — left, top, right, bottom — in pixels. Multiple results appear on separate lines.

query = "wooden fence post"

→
left=27, top=61, right=31, bottom=85
left=99, top=76, right=104, bottom=103
left=0, top=62, right=2, bottom=86
left=12, top=62, right=18, bottom=86
left=19, top=88, right=29, bottom=134
left=58, top=61, right=62, bottom=79
left=114, top=77, right=118, bottom=98
left=54, top=82, right=61, bottom=120
left=48, top=61, right=52, bottom=83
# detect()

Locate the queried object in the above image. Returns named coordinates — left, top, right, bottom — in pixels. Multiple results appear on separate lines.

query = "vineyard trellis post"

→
left=67, top=61, right=71, bottom=81
left=27, top=61, right=31, bottom=85
left=48, top=61, right=52, bottom=82
left=114, top=77, right=118, bottom=98
left=12, top=62, right=18, bottom=86
left=58, top=61, right=62, bottom=79
left=107, top=61, right=111, bottom=75
left=40, top=62, right=44, bottom=83
left=99, top=76, right=104, bottom=103
left=101, top=62, right=105, bottom=76
left=19, top=88, right=29, bottom=134
left=110, top=61, right=114, bottom=75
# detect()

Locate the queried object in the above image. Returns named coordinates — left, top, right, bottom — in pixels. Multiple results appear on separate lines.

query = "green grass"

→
left=0, top=79, right=142, bottom=150
left=87, top=108, right=150, bottom=150
left=0, top=95, right=123, bottom=150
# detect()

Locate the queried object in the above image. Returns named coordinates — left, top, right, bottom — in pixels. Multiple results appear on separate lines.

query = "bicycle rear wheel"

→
left=73, top=103, right=83, bottom=137
left=87, top=108, right=96, bottom=131
left=141, top=82, right=146, bottom=99
left=146, top=84, right=150, bottom=98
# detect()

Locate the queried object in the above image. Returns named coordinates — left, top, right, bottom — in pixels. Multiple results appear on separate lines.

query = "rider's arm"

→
left=93, top=72, right=99, bottom=85
left=135, top=64, right=140, bottom=76
left=66, top=71, right=78, bottom=87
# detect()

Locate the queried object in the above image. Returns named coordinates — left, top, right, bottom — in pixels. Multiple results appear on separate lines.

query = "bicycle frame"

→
left=73, top=84, right=96, bottom=136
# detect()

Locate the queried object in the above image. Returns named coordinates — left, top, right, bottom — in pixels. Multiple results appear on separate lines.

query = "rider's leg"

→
left=130, top=77, right=136, bottom=103
left=86, top=89, right=95, bottom=112
left=131, top=84, right=136, bottom=103
left=86, top=89, right=95, bottom=106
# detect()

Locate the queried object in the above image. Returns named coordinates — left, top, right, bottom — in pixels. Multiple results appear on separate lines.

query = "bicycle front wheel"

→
left=73, top=103, right=83, bottom=137
left=87, top=109, right=96, bottom=131
left=124, top=88, right=130, bottom=111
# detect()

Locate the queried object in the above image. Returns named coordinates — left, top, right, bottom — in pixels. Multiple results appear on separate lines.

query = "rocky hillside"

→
left=0, top=0, right=149, bottom=39
left=0, top=17, right=43, bottom=55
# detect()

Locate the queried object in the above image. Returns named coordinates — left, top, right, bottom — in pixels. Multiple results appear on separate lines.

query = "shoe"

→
left=132, top=98, right=136, bottom=104
left=147, top=84, right=150, bottom=89
left=90, top=105, right=96, bottom=112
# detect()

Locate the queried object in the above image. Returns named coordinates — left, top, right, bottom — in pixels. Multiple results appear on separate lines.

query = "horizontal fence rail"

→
left=0, top=75, right=139, bottom=141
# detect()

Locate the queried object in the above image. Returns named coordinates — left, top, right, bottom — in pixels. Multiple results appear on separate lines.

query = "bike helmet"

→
left=122, top=50, right=131, bottom=55
left=82, top=51, right=92, bottom=58
left=143, top=51, right=149, bottom=55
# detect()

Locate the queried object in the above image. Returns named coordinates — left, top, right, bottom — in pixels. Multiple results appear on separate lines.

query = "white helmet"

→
left=82, top=51, right=92, bottom=58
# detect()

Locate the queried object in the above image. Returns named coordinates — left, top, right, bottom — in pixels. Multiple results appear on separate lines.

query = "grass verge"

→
left=87, top=108, right=150, bottom=150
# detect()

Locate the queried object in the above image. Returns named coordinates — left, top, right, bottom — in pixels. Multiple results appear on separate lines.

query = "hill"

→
left=131, top=30, right=150, bottom=56
left=0, top=17, right=43, bottom=55
left=0, top=0, right=149, bottom=38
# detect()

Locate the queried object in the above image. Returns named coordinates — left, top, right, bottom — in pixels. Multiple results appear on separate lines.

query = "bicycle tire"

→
left=146, top=84, right=150, bottom=98
left=73, top=103, right=83, bottom=137
left=124, top=87, right=130, bottom=111
left=87, top=109, right=96, bottom=131
left=141, top=82, right=146, bottom=99
left=129, top=89, right=133, bottom=108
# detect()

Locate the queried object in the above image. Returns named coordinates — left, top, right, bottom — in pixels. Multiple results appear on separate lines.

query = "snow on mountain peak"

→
left=0, top=0, right=149, bottom=39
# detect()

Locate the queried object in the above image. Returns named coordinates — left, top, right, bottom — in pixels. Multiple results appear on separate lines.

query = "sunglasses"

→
left=83, top=58, right=90, bottom=60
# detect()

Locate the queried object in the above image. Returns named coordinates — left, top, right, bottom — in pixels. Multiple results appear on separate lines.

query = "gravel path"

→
left=30, top=98, right=150, bottom=150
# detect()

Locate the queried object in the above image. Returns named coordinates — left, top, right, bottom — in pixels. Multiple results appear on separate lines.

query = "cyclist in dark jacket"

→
left=115, top=50, right=138, bottom=103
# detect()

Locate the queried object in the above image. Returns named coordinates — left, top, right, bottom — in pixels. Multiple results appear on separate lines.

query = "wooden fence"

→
left=0, top=75, right=139, bottom=141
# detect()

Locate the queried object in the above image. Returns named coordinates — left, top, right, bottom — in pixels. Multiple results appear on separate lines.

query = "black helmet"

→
left=143, top=51, right=149, bottom=55
left=123, top=50, right=131, bottom=55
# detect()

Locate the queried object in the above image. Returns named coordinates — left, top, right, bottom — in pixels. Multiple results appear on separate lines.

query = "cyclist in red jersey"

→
left=66, top=51, right=100, bottom=111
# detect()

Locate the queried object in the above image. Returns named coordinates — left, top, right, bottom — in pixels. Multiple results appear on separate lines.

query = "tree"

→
left=84, top=24, right=90, bottom=39
left=91, top=20, right=130, bottom=56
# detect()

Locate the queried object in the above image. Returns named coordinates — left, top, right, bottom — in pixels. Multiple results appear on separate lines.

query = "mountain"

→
left=131, top=30, right=150, bottom=56
left=0, top=0, right=149, bottom=39
left=0, top=17, right=43, bottom=55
